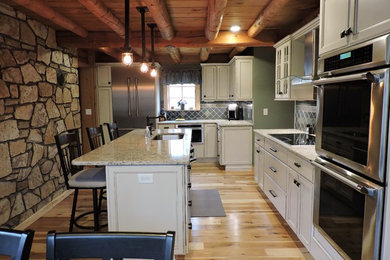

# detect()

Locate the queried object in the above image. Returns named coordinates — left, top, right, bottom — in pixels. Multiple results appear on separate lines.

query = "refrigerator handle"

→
left=135, top=77, right=139, bottom=117
left=127, top=77, right=132, bottom=117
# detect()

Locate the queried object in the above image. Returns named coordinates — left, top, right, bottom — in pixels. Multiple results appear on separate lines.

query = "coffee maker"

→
left=227, top=104, right=239, bottom=120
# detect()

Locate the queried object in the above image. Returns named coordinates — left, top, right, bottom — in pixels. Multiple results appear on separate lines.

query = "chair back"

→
left=86, top=125, right=105, bottom=150
left=46, top=230, right=175, bottom=260
left=0, top=228, right=34, bottom=260
left=55, top=131, right=82, bottom=189
left=104, top=122, right=120, bottom=141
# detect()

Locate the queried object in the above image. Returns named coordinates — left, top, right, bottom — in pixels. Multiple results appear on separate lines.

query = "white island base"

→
left=106, top=165, right=189, bottom=255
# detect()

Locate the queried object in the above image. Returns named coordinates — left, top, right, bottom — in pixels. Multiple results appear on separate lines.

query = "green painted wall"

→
left=252, top=47, right=295, bottom=129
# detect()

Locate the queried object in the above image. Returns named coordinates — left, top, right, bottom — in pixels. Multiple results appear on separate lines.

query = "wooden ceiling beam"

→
left=166, top=45, right=182, bottom=64
left=200, top=48, right=211, bottom=62
left=142, top=0, right=175, bottom=40
left=57, top=31, right=275, bottom=49
left=77, top=0, right=125, bottom=38
left=205, top=0, right=228, bottom=41
left=229, top=0, right=291, bottom=57
left=9, top=0, right=88, bottom=37
left=98, top=47, right=121, bottom=61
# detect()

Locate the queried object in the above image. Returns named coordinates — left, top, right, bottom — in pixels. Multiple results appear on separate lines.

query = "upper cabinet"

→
left=97, top=66, right=112, bottom=86
left=229, top=56, right=253, bottom=101
left=201, top=64, right=229, bottom=101
left=274, top=18, right=319, bottom=101
left=319, top=0, right=390, bottom=56
left=201, top=56, right=253, bottom=102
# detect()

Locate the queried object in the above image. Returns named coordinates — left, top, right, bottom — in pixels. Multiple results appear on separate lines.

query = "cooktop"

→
left=270, top=133, right=315, bottom=145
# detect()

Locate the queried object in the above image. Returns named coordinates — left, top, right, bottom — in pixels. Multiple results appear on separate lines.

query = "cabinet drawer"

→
left=264, top=153, right=287, bottom=191
left=287, top=153, right=314, bottom=183
left=265, top=138, right=288, bottom=162
left=264, top=173, right=286, bottom=218
left=254, top=133, right=265, bottom=147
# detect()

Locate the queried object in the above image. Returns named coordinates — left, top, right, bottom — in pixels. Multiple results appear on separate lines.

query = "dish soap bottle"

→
left=145, top=126, right=151, bottom=138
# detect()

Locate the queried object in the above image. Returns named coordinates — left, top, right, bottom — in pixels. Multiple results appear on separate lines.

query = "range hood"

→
left=290, top=27, right=319, bottom=88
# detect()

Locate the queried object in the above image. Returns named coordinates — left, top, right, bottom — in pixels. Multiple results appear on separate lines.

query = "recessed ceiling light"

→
left=230, top=25, right=241, bottom=32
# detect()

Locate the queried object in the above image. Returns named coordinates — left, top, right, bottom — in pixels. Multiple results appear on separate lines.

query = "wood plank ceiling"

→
left=2, top=0, right=319, bottom=64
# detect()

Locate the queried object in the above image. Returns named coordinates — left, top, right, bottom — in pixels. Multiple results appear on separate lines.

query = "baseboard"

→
left=15, top=190, right=74, bottom=230
left=224, top=165, right=253, bottom=171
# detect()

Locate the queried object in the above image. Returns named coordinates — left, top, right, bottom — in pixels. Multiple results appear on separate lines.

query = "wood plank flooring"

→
left=22, top=163, right=313, bottom=259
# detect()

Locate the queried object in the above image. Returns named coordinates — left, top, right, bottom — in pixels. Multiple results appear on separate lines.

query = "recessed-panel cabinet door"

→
left=319, top=0, right=350, bottom=55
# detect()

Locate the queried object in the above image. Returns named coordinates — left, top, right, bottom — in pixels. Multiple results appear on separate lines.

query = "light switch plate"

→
left=263, top=108, right=268, bottom=116
left=137, top=174, right=154, bottom=184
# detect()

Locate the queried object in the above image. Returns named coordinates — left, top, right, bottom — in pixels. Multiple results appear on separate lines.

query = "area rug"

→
left=190, top=189, right=226, bottom=217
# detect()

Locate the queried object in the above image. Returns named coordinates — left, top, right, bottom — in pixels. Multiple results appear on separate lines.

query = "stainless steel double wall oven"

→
left=313, top=34, right=390, bottom=260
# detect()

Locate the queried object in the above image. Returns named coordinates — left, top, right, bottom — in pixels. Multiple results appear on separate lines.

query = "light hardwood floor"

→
left=22, top=163, right=313, bottom=259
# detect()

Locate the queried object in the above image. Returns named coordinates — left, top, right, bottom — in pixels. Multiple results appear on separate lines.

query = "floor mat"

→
left=190, top=189, right=226, bottom=217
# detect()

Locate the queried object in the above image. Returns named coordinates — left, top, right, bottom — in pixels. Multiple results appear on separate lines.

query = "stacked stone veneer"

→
left=0, top=3, right=81, bottom=227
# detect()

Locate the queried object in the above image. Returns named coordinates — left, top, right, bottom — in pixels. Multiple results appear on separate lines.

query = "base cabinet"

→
left=219, top=126, right=252, bottom=170
left=204, top=124, right=217, bottom=158
left=106, top=165, right=189, bottom=255
left=286, top=169, right=313, bottom=249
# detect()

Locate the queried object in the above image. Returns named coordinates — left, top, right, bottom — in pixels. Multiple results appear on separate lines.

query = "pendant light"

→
left=137, top=7, right=149, bottom=73
left=122, top=0, right=133, bottom=66
left=148, top=23, right=157, bottom=77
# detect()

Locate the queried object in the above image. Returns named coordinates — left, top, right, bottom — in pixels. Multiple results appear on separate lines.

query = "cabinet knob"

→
left=188, top=223, right=192, bottom=229
left=294, top=162, right=301, bottom=168
left=108, top=81, right=111, bottom=84
left=204, top=95, right=206, bottom=97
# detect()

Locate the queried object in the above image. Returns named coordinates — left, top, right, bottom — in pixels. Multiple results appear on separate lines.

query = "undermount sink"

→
left=152, top=133, right=184, bottom=140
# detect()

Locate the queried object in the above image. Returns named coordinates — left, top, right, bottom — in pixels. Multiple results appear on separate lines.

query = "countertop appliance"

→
left=227, top=104, right=239, bottom=120
left=111, top=65, right=157, bottom=136
left=270, top=133, right=315, bottom=145
left=312, top=34, right=390, bottom=260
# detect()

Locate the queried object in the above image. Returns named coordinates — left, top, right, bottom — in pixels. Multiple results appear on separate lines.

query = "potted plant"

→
left=178, top=99, right=187, bottom=110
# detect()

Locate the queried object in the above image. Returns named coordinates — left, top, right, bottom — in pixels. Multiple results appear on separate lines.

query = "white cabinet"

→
left=286, top=154, right=314, bottom=250
left=229, top=56, right=253, bottom=101
left=201, top=65, right=217, bottom=100
left=97, top=66, right=112, bottom=86
left=106, top=165, right=189, bottom=254
left=204, top=124, right=217, bottom=158
left=201, top=64, right=230, bottom=101
left=158, top=124, right=176, bottom=130
left=254, top=133, right=265, bottom=188
left=219, top=126, right=252, bottom=170
left=97, top=87, right=113, bottom=124
left=319, top=0, right=390, bottom=55
left=273, top=18, right=319, bottom=101
left=275, top=41, right=291, bottom=100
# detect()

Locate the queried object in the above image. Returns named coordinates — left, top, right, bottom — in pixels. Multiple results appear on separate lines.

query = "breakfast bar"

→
left=72, top=128, right=192, bottom=254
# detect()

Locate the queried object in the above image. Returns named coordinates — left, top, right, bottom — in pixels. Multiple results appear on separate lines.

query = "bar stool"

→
left=0, top=228, right=34, bottom=260
left=104, top=122, right=120, bottom=141
left=55, top=130, right=106, bottom=231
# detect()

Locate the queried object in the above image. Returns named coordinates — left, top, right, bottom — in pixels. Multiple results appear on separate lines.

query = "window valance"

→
left=161, top=68, right=201, bottom=85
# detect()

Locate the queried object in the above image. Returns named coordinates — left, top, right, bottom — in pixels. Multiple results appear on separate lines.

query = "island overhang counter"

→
left=72, top=128, right=192, bottom=255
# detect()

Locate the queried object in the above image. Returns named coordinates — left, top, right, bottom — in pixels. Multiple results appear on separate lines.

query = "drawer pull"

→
left=256, top=150, right=260, bottom=153
left=188, top=183, right=192, bottom=188
left=188, top=223, right=192, bottom=229
left=269, top=147, right=277, bottom=153
left=256, top=139, right=260, bottom=141
left=269, top=190, right=277, bottom=198
left=188, top=200, right=192, bottom=206
left=294, top=162, right=301, bottom=168
left=269, top=166, right=277, bottom=173
left=293, top=179, right=300, bottom=187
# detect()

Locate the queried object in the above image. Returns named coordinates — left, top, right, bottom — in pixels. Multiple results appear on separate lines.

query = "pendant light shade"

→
left=137, top=7, right=149, bottom=73
left=148, top=23, right=157, bottom=77
left=122, top=0, right=133, bottom=66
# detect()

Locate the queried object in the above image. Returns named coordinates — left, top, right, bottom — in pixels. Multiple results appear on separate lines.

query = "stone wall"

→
left=0, top=3, right=80, bottom=227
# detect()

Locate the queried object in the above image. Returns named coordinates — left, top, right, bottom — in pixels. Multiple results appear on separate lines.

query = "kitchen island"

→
left=72, top=128, right=192, bottom=254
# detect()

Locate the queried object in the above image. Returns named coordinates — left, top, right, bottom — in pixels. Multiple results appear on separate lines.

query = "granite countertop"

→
left=253, top=129, right=317, bottom=161
left=158, top=119, right=253, bottom=127
left=72, top=128, right=192, bottom=166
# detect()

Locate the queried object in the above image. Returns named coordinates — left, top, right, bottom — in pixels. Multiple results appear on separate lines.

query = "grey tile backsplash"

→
left=295, top=101, right=317, bottom=132
left=165, top=102, right=253, bottom=121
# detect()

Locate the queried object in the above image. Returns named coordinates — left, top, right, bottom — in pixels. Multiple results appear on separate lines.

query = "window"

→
left=164, top=83, right=200, bottom=111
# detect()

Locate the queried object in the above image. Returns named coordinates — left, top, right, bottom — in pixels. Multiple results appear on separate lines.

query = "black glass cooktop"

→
left=270, top=133, right=315, bottom=145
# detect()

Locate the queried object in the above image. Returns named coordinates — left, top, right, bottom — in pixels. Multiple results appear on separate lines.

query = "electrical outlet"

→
left=263, top=108, right=268, bottom=116
left=137, top=174, right=154, bottom=184
left=85, top=108, right=92, bottom=115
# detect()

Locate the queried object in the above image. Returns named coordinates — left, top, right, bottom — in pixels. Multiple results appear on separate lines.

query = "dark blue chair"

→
left=46, top=230, right=175, bottom=260
left=0, top=228, right=34, bottom=260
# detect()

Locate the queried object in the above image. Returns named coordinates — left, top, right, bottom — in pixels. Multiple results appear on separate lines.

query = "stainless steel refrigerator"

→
left=111, top=65, right=158, bottom=135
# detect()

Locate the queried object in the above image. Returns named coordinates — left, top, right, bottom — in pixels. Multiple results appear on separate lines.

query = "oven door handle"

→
left=313, top=72, right=378, bottom=85
left=312, top=160, right=379, bottom=197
